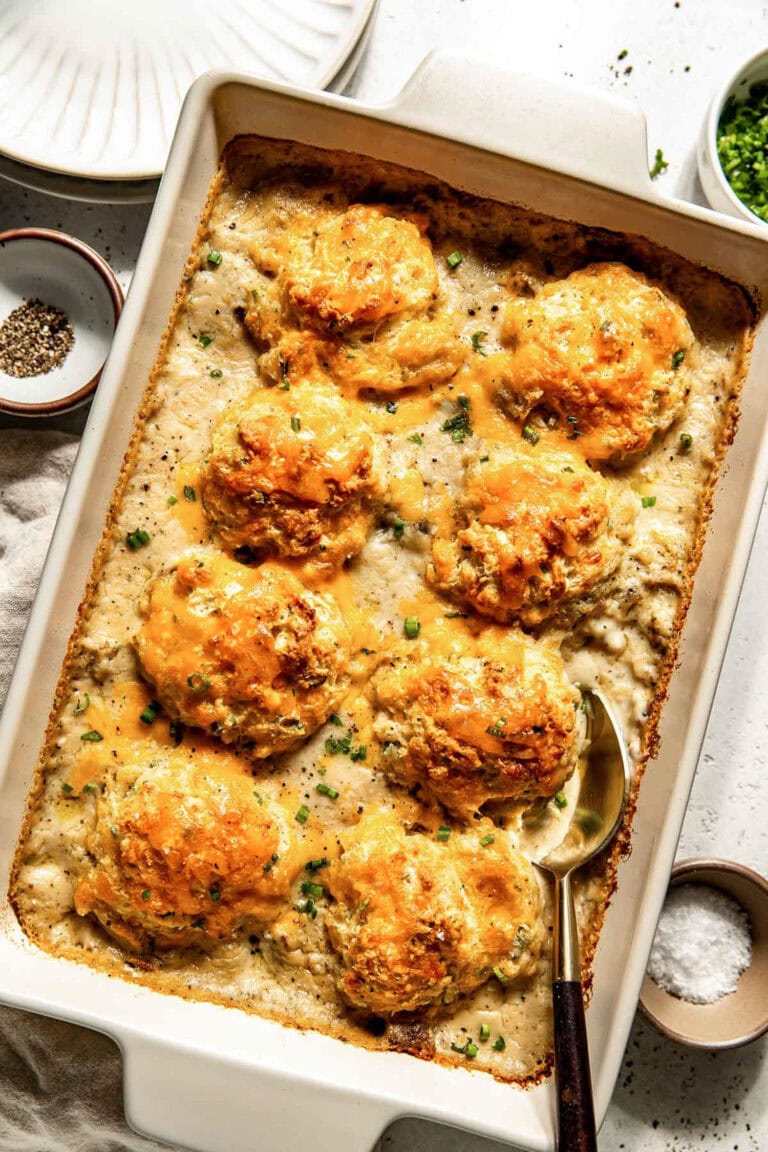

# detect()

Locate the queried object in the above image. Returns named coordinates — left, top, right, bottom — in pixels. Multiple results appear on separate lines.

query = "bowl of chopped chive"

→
left=638, top=858, right=768, bottom=1049
left=0, top=228, right=123, bottom=416
left=698, top=48, right=768, bottom=225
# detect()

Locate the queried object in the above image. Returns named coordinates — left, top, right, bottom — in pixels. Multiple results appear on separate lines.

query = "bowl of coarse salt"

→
left=639, top=858, right=768, bottom=1049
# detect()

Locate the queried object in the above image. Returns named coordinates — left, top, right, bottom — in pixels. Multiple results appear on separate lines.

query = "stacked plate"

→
left=0, top=0, right=378, bottom=202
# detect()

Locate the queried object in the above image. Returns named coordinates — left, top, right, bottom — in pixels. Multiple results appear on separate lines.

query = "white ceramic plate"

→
left=0, top=0, right=376, bottom=182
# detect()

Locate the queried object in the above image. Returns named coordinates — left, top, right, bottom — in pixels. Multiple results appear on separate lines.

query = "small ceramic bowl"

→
left=0, top=228, right=123, bottom=416
left=639, top=858, right=768, bottom=1049
left=698, top=47, right=768, bottom=225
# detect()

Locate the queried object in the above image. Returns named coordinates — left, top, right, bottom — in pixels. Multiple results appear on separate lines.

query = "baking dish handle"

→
left=121, top=1033, right=397, bottom=1152
left=387, top=50, right=653, bottom=201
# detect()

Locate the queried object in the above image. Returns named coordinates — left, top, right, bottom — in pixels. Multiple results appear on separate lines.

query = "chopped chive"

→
left=83, top=782, right=98, bottom=794
left=187, top=672, right=211, bottom=692
left=140, top=701, right=160, bottom=725
left=295, top=898, right=317, bottom=919
left=141, top=890, right=151, bottom=901
left=295, top=805, right=310, bottom=824
left=493, top=965, right=508, bottom=984
left=73, top=693, right=90, bottom=715
left=671, top=349, right=686, bottom=370
left=210, top=889, right=222, bottom=902
left=446, top=250, right=463, bottom=269
left=465, top=1041, right=479, bottom=1058
left=198, top=334, right=213, bottom=348
left=386, top=401, right=398, bottom=414
left=391, top=516, right=405, bottom=540
left=650, top=148, right=669, bottom=180
left=486, top=725, right=506, bottom=739
left=183, top=484, right=196, bottom=502
left=291, top=415, right=301, bottom=432
left=207, top=250, right=223, bottom=266
left=436, top=825, right=451, bottom=842
left=441, top=394, right=473, bottom=443
left=553, top=791, right=568, bottom=810
left=470, top=331, right=488, bottom=356
left=618, top=48, right=628, bottom=60
left=110, top=824, right=119, bottom=837
left=350, top=745, right=367, bottom=762
left=301, top=880, right=324, bottom=898
left=328, top=713, right=343, bottom=726
left=404, top=616, right=420, bottom=640
left=316, top=782, right=340, bottom=799
left=641, top=495, right=656, bottom=508
left=126, top=528, right=150, bottom=550
left=445, top=611, right=469, bottom=619
left=263, top=852, right=280, bottom=873
left=61, top=782, right=74, bottom=794
left=407, top=432, right=423, bottom=445
left=480, top=833, right=495, bottom=847
left=522, top=424, right=540, bottom=446
left=305, top=857, right=330, bottom=872
left=325, top=733, right=352, bottom=756
left=679, top=432, right=693, bottom=451
left=480, top=1023, right=491, bottom=1042
left=493, top=1035, right=507, bottom=1052
left=479, top=454, right=490, bottom=463
left=209, top=368, right=223, bottom=379
left=80, top=730, right=103, bottom=743
left=166, top=495, right=178, bottom=507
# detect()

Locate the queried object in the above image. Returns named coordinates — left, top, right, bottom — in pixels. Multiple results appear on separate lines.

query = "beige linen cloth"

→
left=0, top=431, right=173, bottom=1152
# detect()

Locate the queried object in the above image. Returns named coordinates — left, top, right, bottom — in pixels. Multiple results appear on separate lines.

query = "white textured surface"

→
left=0, top=0, right=766, bottom=1149
left=0, top=0, right=375, bottom=178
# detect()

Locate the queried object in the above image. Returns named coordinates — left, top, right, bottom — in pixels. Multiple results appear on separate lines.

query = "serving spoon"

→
left=534, top=688, right=632, bottom=1152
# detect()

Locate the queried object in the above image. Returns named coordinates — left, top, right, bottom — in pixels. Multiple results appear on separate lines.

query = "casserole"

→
left=1, top=52, right=768, bottom=1152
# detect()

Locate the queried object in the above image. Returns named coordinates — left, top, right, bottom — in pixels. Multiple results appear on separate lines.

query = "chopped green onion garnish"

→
left=407, top=432, right=423, bottom=445
left=470, top=331, right=488, bottom=356
left=486, top=725, right=506, bottom=739
left=295, top=898, right=317, bottom=919
left=187, top=672, right=211, bottom=692
left=493, top=1035, right=506, bottom=1052
left=207, top=250, right=223, bottom=266
left=641, top=495, right=656, bottom=508
left=553, top=791, right=568, bottom=810
left=679, top=432, right=693, bottom=451
left=73, top=693, right=90, bottom=715
left=391, top=516, right=405, bottom=540
left=446, top=250, right=463, bottom=269
left=198, top=334, right=213, bottom=348
left=404, top=616, right=421, bottom=640
left=329, top=713, right=343, bottom=726
left=436, top=825, right=451, bottom=842
left=291, top=415, right=301, bottom=432
left=140, top=701, right=160, bottom=725
left=126, top=528, right=150, bottom=550
left=386, top=401, right=398, bottom=414
left=209, top=368, right=223, bottom=378
left=141, top=889, right=151, bottom=900
left=480, top=833, right=495, bottom=847
left=305, top=857, right=330, bottom=872
left=671, top=349, right=686, bottom=370
left=62, top=782, right=74, bottom=794
left=650, top=148, right=669, bottom=179
left=522, top=424, right=540, bottom=446
left=301, top=880, right=324, bottom=898
left=316, top=782, right=340, bottom=799
left=325, top=733, right=352, bottom=756
left=479, top=454, right=490, bottom=463
left=80, top=730, right=103, bottom=743
left=349, top=745, right=367, bottom=762
left=210, top=889, right=222, bottom=902
left=263, top=852, right=279, bottom=873
left=465, top=1041, right=479, bottom=1058
left=183, top=485, right=196, bottom=502
left=717, top=82, right=768, bottom=222
left=167, top=495, right=178, bottom=507
left=479, top=1023, right=491, bottom=1042
left=295, top=805, right=310, bottom=824
left=441, top=394, right=473, bottom=443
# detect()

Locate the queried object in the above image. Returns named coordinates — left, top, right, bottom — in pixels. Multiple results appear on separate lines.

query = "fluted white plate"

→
left=0, top=0, right=376, bottom=181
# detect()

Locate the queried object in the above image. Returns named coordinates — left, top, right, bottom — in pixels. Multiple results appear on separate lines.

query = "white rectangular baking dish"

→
left=1, top=53, right=768, bottom=1152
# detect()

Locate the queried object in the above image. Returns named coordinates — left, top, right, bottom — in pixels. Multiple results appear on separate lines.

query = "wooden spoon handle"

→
left=553, top=979, right=598, bottom=1152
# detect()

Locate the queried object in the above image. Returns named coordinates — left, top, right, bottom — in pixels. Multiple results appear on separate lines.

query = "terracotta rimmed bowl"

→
left=639, top=858, right=768, bottom=1049
left=0, top=228, right=123, bottom=416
